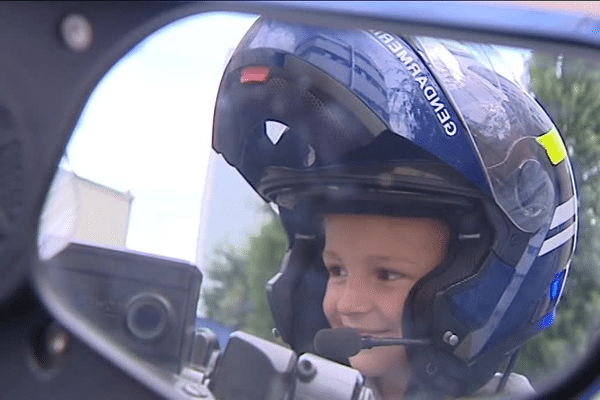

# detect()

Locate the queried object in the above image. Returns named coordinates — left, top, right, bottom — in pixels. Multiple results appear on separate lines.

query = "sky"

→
left=59, top=12, right=261, bottom=265
left=47, top=11, right=531, bottom=271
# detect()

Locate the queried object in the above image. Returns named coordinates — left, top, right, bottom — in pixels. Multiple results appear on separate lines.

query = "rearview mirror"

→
left=6, top=2, right=600, bottom=399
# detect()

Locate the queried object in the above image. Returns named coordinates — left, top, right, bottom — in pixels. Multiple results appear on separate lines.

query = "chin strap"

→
left=403, top=378, right=447, bottom=400
left=403, top=347, right=523, bottom=399
left=496, top=347, right=522, bottom=394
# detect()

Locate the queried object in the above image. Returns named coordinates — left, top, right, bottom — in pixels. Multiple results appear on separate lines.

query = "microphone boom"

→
left=361, top=336, right=431, bottom=349
left=314, top=328, right=431, bottom=362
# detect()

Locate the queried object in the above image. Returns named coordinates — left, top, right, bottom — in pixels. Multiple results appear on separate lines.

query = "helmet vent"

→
left=264, top=120, right=289, bottom=144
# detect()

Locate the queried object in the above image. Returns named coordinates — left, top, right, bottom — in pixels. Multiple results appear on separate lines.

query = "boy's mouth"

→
left=347, top=327, right=391, bottom=336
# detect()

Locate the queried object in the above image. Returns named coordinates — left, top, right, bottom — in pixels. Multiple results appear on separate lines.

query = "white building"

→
left=38, top=168, right=133, bottom=258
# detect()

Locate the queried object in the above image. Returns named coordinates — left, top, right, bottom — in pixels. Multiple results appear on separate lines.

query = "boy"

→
left=211, top=18, right=577, bottom=398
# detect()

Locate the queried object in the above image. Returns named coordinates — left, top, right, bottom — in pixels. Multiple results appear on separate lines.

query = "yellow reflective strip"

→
left=536, top=126, right=567, bottom=165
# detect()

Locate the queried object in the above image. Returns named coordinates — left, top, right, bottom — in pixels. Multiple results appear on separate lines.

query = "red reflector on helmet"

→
left=241, top=66, right=270, bottom=84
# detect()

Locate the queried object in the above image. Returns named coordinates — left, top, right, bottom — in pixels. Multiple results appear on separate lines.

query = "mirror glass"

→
left=36, top=8, right=600, bottom=399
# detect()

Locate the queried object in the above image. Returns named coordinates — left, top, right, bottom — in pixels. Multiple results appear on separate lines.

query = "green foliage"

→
left=202, top=204, right=288, bottom=341
left=515, top=53, right=600, bottom=382
left=243, top=208, right=289, bottom=340
left=202, top=245, right=250, bottom=330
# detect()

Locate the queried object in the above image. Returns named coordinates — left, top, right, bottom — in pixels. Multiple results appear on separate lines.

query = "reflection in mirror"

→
left=36, top=9, right=600, bottom=400
left=37, top=10, right=264, bottom=380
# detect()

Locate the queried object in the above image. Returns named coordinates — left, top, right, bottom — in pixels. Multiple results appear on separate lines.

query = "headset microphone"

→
left=314, top=328, right=431, bottom=362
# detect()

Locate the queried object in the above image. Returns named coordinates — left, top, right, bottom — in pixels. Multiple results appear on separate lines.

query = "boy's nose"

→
left=337, top=279, right=373, bottom=315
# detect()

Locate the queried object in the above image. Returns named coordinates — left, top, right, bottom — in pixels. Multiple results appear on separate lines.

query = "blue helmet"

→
left=212, top=18, right=578, bottom=396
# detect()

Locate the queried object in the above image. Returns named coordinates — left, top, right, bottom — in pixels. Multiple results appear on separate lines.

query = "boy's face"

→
left=322, top=214, right=450, bottom=379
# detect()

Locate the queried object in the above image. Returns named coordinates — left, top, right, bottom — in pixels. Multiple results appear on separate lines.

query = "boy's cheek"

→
left=322, top=291, right=338, bottom=325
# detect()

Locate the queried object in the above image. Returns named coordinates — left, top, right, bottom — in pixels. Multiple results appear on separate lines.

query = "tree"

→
left=515, top=53, right=600, bottom=381
left=243, top=206, right=289, bottom=340
left=202, top=204, right=288, bottom=341
left=202, top=244, right=251, bottom=330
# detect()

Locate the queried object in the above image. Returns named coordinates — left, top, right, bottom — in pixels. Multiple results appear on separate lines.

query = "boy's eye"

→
left=327, top=265, right=347, bottom=277
left=377, top=269, right=404, bottom=281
